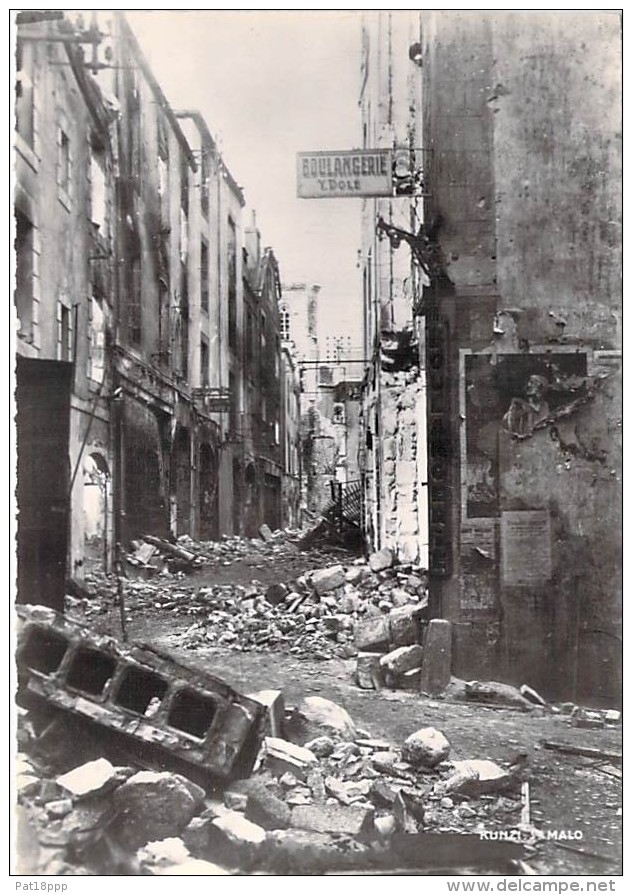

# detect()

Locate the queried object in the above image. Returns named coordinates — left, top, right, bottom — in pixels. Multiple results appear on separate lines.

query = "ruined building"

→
left=359, top=10, right=622, bottom=702
left=13, top=12, right=298, bottom=606
left=358, top=11, right=430, bottom=568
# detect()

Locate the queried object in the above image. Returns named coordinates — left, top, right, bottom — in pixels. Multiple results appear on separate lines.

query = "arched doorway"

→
left=199, top=443, right=219, bottom=540
left=83, top=452, right=110, bottom=573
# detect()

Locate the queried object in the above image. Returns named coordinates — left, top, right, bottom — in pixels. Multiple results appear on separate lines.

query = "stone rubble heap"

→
left=70, top=542, right=428, bottom=664
left=16, top=694, right=533, bottom=876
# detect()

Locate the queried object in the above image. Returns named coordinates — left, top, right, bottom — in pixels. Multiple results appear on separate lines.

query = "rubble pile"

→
left=125, top=527, right=307, bottom=576
left=178, top=551, right=427, bottom=660
left=15, top=692, right=534, bottom=876
left=69, top=542, right=428, bottom=663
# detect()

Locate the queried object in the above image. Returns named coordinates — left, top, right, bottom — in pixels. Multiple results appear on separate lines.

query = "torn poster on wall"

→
left=464, top=352, right=588, bottom=518
left=459, top=520, right=497, bottom=610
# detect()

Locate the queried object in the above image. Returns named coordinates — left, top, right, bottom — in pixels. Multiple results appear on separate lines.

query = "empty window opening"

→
left=66, top=648, right=116, bottom=697
left=167, top=688, right=217, bottom=739
left=114, top=666, right=168, bottom=716
left=21, top=627, right=69, bottom=675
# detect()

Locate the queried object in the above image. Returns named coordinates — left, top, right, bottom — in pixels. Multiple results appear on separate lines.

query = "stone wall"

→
left=379, top=369, right=426, bottom=564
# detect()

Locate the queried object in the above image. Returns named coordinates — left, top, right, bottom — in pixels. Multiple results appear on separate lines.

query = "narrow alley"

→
left=12, top=8, right=621, bottom=884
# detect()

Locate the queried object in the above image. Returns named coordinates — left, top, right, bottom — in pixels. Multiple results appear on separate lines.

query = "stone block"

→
left=259, top=829, right=345, bottom=874
left=401, top=728, right=451, bottom=768
left=419, top=619, right=452, bottom=695
left=110, top=771, right=205, bottom=851
left=247, top=689, right=285, bottom=737
left=304, top=735, right=335, bottom=758
left=57, top=758, right=118, bottom=798
left=246, top=788, right=292, bottom=830
left=355, top=652, right=384, bottom=689
left=182, top=817, right=214, bottom=856
left=160, top=858, right=229, bottom=875
left=45, top=799, right=73, bottom=819
left=209, top=811, right=266, bottom=868
left=265, top=583, right=288, bottom=605
left=290, top=804, right=373, bottom=836
left=311, top=565, right=346, bottom=594
left=259, top=524, right=273, bottom=541
left=290, top=696, right=357, bottom=744
left=397, top=668, right=422, bottom=690
left=380, top=644, right=423, bottom=676
left=389, top=605, right=422, bottom=647
left=224, top=791, right=248, bottom=811
left=345, top=566, right=364, bottom=585
left=369, top=547, right=395, bottom=572
left=264, top=737, right=317, bottom=780
left=395, top=460, right=417, bottom=486
left=355, top=615, right=390, bottom=652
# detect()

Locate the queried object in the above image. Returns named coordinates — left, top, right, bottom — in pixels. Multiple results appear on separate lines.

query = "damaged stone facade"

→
left=358, top=12, right=429, bottom=567
left=14, top=13, right=301, bottom=607
left=419, top=11, right=622, bottom=701
left=357, top=11, right=621, bottom=702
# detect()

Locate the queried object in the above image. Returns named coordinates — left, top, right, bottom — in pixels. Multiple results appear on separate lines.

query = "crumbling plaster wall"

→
left=423, top=11, right=621, bottom=700
left=379, top=369, right=426, bottom=564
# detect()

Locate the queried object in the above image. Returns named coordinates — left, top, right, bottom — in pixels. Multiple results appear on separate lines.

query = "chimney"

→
left=244, top=209, right=260, bottom=267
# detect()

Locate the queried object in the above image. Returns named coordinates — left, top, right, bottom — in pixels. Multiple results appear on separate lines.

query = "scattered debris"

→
left=465, top=680, right=536, bottom=711
left=541, top=741, right=622, bottom=763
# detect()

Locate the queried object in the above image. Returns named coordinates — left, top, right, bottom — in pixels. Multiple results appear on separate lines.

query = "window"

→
left=200, top=336, right=209, bottom=388
left=200, top=238, right=209, bottom=314
left=57, top=300, right=73, bottom=361
left=16, top=39, right=35, bottom=149
left=90, top=150, right=107, bottom=232
left=15, top=211, right=35, bottom=340
left=280, top=309, right=290, bottom=340
left=128, top=256, right=141, bottom=345
left=88, top=296, right=105, bottom=384
left=58, top=129, right=71, bottom=199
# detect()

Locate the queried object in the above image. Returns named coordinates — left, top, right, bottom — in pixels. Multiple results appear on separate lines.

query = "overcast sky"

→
left=126, top=10, right=364, bottom=347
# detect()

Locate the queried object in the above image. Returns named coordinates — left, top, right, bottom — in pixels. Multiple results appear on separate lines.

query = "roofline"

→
left=116, top=13, right=197, bottom=171
left=175, top=109, right=245, bottom=206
